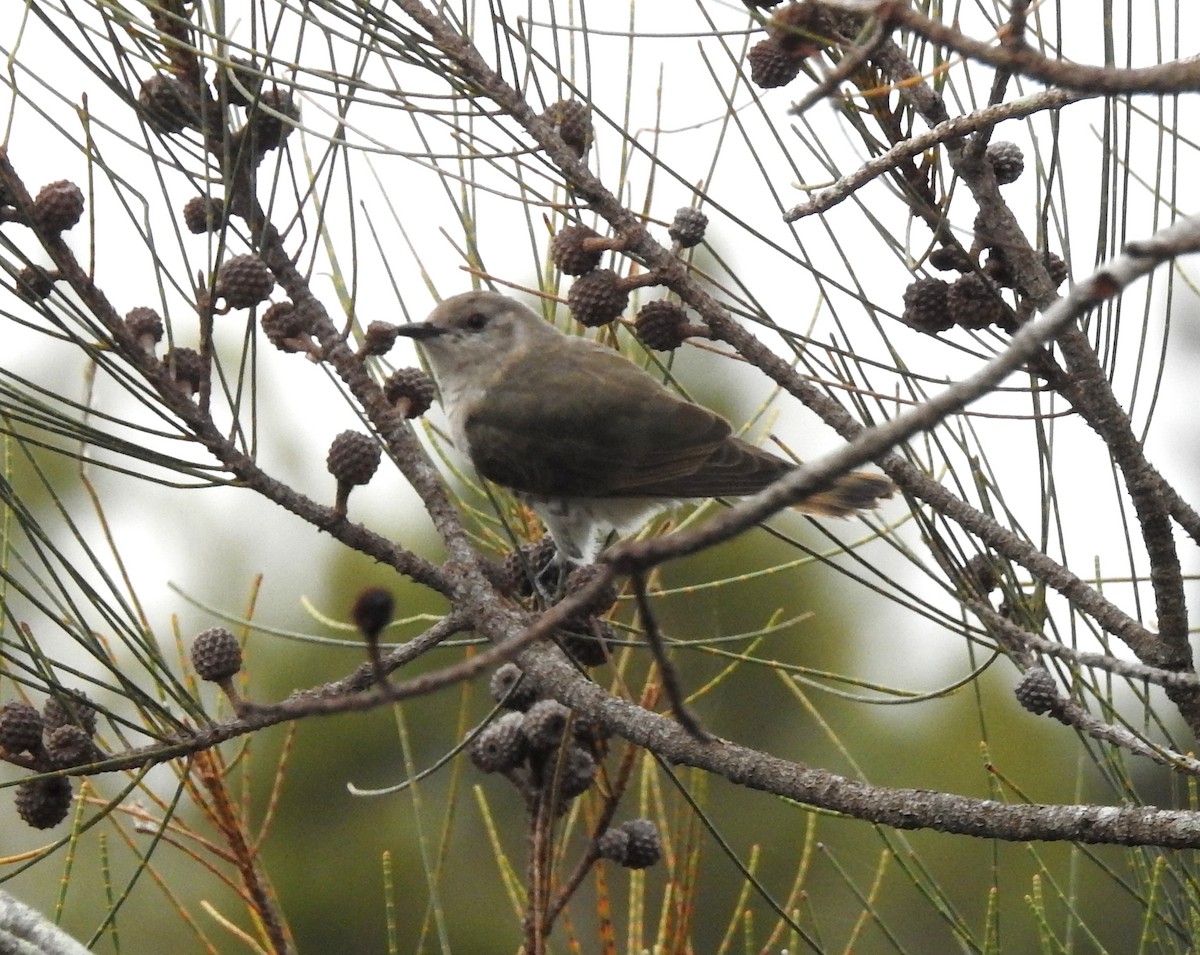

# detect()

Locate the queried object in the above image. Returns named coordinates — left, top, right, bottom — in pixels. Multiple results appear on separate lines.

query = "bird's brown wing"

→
left=463, top=341, right=774, bottom=499
left=619, top=433, right=795, bottom=497
left=465, top=340, right=894, bottom=512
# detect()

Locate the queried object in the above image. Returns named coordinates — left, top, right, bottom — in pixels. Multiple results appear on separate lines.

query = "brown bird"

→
left=397, top=290, right=893, bottom=561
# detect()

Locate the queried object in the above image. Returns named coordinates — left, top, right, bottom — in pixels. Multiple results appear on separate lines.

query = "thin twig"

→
left=785, top=89, right=1083, bottom=220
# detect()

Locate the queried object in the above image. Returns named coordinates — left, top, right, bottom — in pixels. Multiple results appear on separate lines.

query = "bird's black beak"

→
left=394, top=322, right=447, bottom=340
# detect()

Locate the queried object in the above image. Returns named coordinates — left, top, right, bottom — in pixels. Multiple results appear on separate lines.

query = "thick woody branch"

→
left=874, top=0, right=1200, bottom=95
left=515, top=639, right=1200, bottom=848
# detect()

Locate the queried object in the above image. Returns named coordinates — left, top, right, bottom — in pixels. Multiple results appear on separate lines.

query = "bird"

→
left=395, top=290, right=893, bottom=563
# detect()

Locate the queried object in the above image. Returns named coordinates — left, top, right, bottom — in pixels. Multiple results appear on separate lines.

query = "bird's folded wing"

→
left=463, top=343, right=788, bottom=498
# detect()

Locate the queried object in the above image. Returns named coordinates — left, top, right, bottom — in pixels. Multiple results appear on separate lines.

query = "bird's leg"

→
left=532, top=551, right=574, bottom=603
left=630, top=572, right=712, bottom=742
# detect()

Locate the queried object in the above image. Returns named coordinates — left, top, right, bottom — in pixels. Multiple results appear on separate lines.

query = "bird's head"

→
left=395, top=290, right=559, bottom=387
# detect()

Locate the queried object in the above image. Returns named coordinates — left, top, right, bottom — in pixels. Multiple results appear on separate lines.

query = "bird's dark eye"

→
left=463, top=312, right=489, bottom=331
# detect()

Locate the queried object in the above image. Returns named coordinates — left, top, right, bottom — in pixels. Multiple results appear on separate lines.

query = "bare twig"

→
left=875, top=0, right=1200, bottom=94
left=785, top=89, right=1083, bottom=221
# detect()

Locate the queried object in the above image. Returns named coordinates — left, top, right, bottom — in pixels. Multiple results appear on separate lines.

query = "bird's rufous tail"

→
left=794, top=471, right=894, bottom=517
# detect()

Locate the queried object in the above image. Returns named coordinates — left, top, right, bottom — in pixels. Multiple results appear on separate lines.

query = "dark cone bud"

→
left=138, top=74, right=203, bottom=134
left=1014, top=666, right=1058, bottom=715
left=261, top=300, right=316, bottom=354
left=125, top=307, right=165, bottom=353
left=564, top=564, right=619, bottom=618
left=521, top=699, right=572, bottom=753
left=567, top=269, right=629, bottom=327
left=215, top=254, right=274, bottom=310
left=44, top=724, right=95, bottom=767
left=499, top=536, right=559, bottom=597
left=14, top=266, right=58, bottom=304
left=767, top=2, right=834, bottom=55
left=972, top=208, right=1003, bottom=254
left=928, top=245, right=973, bottom=273
left=469, top=712, right=527, bottom=773
left=540, top=99, right=593, bottom=159
left=353, top=586, right=394, bottom=687
left=561, top=618, right=613, bottom=668
left=986, top=140, right=1025, bottom=185
left=32, top=180, right=84, bottom=234
left=327, top=431, right=382, bottom=487
left=634, top=300, right=690, bottom=351
left=747, top=0, right=841, bottom=89
left=16, top=777, right=73, bottom=829
left=222, top=57, right=263, bottom=108
left=361, top=321, right=399, bottom=357
left=384, top=368, right=437, bottom=419
left=617, top=818, right=662, bottom=869
left=351, top=586, right=394, bottom=643
left=571, top=714, right=612, bottom=757
left=551, top=224, right=605, bottom=276
left=191, top=627, right=243, bottom=683
left=947, top=273, right=1005, bottom=330
left=597, top=827, right=630, bottom=862
left=0, top=701, right=44, bottom=754
left=1044, top=253, right=1068, bottom=288
left=43, top=692, right=97, bottom=735
left=166, top=347, right=206, bottom=396
left=183, top=196, right=226, bottom=235
left=548, top=743, right=596, bottom=799
left=982, top=252, right=1016, bottom=289
left=900, top=277, right=953, bottom=333
left=748, top=38, right=802, bottom=89
left=246, top=87, right=300, bottom=151
left=963, top=554, right=999, bottom=595
left=489, top=663, right=539, bottom=711
left=668, top=207, right=707, bottom=248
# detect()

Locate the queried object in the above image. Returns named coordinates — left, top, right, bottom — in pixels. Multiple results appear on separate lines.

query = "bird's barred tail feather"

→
left=794, top=471, right=895, bottom=518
